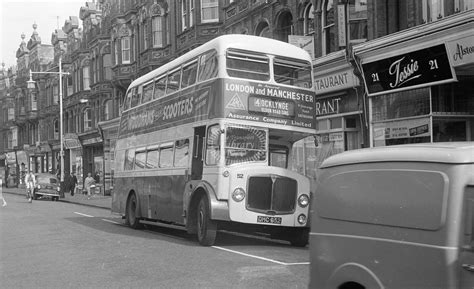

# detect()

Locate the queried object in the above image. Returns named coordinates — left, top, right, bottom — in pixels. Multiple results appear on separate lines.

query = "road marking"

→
left=102, top=218, right=121, bottom=224
left=212, top=246, right=309, bottom=266
left=74, top=212, right=94, bottom=217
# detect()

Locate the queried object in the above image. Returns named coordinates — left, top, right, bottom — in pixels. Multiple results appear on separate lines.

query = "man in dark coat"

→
left=70, top=172, right=78, bottom=196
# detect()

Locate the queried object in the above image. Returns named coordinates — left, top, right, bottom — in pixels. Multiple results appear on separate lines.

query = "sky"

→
left=0, top=0, right=84, bottom=68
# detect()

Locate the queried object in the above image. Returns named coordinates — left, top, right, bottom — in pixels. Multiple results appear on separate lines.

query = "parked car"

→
left=34, top=173, right=61, bottom=201
left=309, top=142, right=474, bottom=289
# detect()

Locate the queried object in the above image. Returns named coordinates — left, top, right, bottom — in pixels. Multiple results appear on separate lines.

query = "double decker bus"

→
left=112, top=35, right=316, bottom=246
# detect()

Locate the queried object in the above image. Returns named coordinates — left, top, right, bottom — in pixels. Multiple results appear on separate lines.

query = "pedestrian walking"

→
left=70, top=172, right=78, bottom=196
left=24, top=170, right=36, bottom=203
left=0, top=178, right=6, bottom=207
left=84, top=173, right=95, bottom=199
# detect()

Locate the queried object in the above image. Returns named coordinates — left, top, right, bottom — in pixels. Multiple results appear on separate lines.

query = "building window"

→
left=323, top=0, right=336, bottom=55
left=201, top=0, right=218, bottom=23
left=255, top=21, right=271, bottom=38
left=8, top=106, right=14, bottom=120
left=83, top=108, right=92, bottom=131
left=114, top=39, right=119, bottom=65
left=66, top=75, right=73, bottom=96
left=83, top=66, right=90, bottom=90
left=455, top=0, right=474, bottom=12
left=152, top=16, right=165, bottom=47
left=121, top=37, right=131, bottom=64
left=182, top=0, right=187, bottom=31
left=53, top=83, right=59, bottom=104
left=422, top=0, right=443, bottom=23
left=190, top=0, right=194, bottom=27
left=348, top=0, right=367, bottom=43
left=102, top=54, right=112, bottom=80
left=304, top=3, right=315, bottom=35
left=54, top=119, right=59, bottom=139
left=104, top=100, right=112, bottom=120
left=142, top=22, right=149, bottom=50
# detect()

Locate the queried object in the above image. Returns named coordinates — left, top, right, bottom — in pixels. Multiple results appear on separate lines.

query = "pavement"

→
left=1, top=186, right=111, bottom=210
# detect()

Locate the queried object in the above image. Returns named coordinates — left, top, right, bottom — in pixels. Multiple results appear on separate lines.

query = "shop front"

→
left=98, top=118, right=120, bottom=196
left=79, top=131, right=104, bottom=195
left=313, top=52, right=364, bottom=168
left=356, top=11, right=474, bottom=147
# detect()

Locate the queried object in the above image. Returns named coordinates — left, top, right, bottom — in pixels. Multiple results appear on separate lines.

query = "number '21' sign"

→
left=362, top=44, right=455, bottom=96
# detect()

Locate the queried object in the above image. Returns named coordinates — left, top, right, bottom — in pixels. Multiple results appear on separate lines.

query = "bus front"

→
left=204, top=43, right=315, bottom=246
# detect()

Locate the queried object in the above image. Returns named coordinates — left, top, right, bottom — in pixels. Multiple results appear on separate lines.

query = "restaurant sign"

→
left=362, top=44, right=455, bottom=96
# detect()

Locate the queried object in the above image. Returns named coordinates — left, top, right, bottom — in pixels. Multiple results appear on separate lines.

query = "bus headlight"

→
left=232, top=188, right=246, bottom=202
left=298, top=194, right=309, bottom=208
left=297, top=214, right=307, bottom=225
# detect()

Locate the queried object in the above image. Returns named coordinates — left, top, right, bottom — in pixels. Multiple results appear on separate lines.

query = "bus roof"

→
left=320, top=142, right=474, bottom=168
left=129, top=34, right=312, bottom=89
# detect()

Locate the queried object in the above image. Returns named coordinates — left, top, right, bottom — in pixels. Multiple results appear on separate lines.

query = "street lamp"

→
left=27, top=55, right=69, bottom=185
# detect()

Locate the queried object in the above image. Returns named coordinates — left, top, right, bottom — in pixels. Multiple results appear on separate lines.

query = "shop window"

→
left=433, top=120, right=467, bottom=142
left=330, top=117, right=342, bottom=129
left=371, top=88, right=430, bottom=121
left=432, top=76, right=474, bottom=114
left=346, top=117, right=357, bottom=129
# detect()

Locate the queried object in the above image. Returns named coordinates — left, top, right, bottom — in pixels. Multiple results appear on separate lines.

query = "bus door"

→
left=191, top=126, right=205, bottom=180
left=461, top=185, right=474, bottom=286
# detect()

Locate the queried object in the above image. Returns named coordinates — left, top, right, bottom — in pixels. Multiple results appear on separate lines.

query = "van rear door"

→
left=461, top=186, right=474, bottom=287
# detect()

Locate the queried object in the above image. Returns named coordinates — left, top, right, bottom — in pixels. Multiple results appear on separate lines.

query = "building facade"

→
left=1, top=0, right=472, bottom=192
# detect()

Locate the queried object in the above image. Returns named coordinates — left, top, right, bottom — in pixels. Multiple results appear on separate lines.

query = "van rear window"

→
left=316, top=169, right=448, bottom=230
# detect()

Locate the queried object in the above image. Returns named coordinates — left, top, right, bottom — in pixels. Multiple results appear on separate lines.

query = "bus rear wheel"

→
left=126, top=193, right=142, bottom=229
left=197, top=197, right=217, bottom=246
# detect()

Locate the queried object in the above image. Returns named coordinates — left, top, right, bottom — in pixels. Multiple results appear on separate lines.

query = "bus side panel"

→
left=135, top=173, right=187, bottom=225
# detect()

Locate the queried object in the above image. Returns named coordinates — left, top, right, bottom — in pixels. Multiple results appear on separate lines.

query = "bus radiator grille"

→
left=247, top=176, right=297, bottom=213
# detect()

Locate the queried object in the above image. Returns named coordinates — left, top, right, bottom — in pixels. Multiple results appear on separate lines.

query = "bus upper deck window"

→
left=142, top=82, right=154, bottom=103
left=181, top=61, right=198, bottom=88
left=167, top=69, right=181, bottom=94
left=154, top=77, right=166, bottom=99
left=226, top=49, right=270, bottom=81
left=274, top=57, right=312, bottom=88
left=123, top=89, right=133, bottom=111
left=130, top=87, right=141, bottom=108
left=198, top=50, right=218, bottom=82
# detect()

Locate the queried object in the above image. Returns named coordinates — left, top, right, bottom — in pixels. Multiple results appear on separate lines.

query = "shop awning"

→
left=64, top=139, right=82, bottom=149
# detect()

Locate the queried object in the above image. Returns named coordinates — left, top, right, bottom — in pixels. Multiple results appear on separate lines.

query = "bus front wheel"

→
left=126, top=193, right=142, bottom=229
left=197, top=197, right=217, bottom=246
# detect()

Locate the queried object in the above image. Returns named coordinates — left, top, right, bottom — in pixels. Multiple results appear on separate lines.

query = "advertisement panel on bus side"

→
left=118, top=79, right=316, bottom=138
left=222, top=79, right=315, bottom=129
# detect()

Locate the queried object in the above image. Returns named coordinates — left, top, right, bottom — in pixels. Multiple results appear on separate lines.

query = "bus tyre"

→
left=197, top=197, right=217, bottom=246
left=288, top=228, right=309, bottom=247
left=126, top=193, right=142, bottom=229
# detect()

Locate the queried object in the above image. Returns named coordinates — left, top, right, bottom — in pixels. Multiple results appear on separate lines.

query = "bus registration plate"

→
left=257, top=216, right=282, bottom=224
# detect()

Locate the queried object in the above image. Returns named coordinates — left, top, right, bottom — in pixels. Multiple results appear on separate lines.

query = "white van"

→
left=310, top=142, right=474, bottom=289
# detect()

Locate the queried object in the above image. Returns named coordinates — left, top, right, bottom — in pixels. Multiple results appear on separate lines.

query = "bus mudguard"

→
left=184, top=180, right=230, bottom=224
